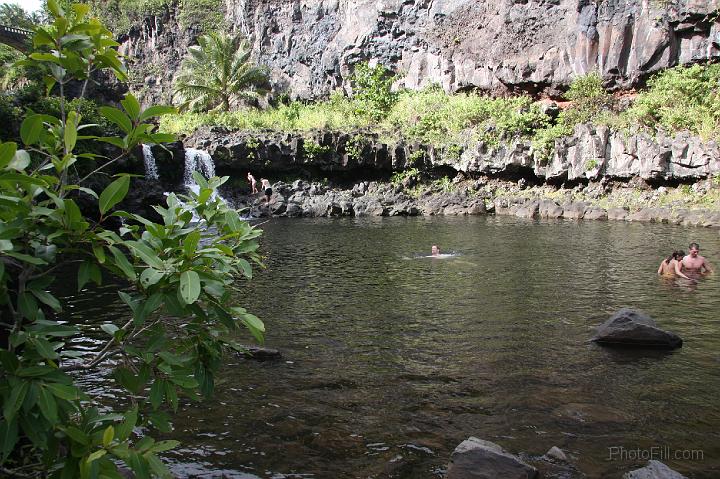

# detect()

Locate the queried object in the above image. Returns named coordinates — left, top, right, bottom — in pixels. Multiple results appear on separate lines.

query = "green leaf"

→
left=128, top=451, right=151, bottom=479
left=3, top=381, right=29, bottom=421
left=86, top=449, right=107, bottom=463
left=63, top=426, right=89, bottom=445
left=102, top=425, right=114, bottom=447
left=145, top=452, right=172, bottom=478
left=64, top=111, right=80, bottom=153
left=183, top=230, right=201, bottom=257
left=18, top=292, right=39, bottom=321
left=77, top=260, right=102, bottom=291
left=100, top=323, right=119, bottom=336
left=46, top=383, right=81, bottom=401
left=139, top=268, right=164, bottom=288
left=115, top=407, right=137, bottom=441
left=20, top=115, right=46, bottom=146
left=99, top=176, right=130, bottom=214
left=31, top=337, right=59, bottom=360
left=38, top=387, right=59, bottom=424
left=30, top=289, right=62, bottom=312
left=5, top=251, right=47, bottom=266
left=120, top=94, right=141, bottom=121
left=99, top=107, right=132, bottom=134
left=108, top=246, right=136, bottom=280
left=149, top=379, right=164, bottom=410
left=92, top=244, right=106, bottom=264
left=147, top=411, right=171, bottom=433
left=47, top=0, right=63, bottom=17
left=126, top=241, right=164, bottom=270
left=164, top=381, right=178, bottom=412
left=0, top=418, right=18, bottom=464
left=0, top=142, right=17, bottom=169
left=179, top=270, right=201, bottom=304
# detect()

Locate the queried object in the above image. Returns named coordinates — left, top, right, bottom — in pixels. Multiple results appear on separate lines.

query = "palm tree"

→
left=173, top=31, right=270, bottom=112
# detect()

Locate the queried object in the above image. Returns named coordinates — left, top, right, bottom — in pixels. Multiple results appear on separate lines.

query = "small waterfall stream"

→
left=141, top=144, right=159, bottom=180
left=183, top=148, right=227, bottom=205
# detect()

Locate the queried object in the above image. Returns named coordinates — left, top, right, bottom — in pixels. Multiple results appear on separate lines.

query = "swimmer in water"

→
left=657, top=250, right=691, bottom=279
left=682, top=242, right=713, bottom=275
left=431, top=245, right=440, bottom=256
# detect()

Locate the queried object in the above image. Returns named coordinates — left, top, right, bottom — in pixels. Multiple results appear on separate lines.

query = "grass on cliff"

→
left=161, top=85, right=551, bottom=148
left=160, top=64, right=720, bottom=158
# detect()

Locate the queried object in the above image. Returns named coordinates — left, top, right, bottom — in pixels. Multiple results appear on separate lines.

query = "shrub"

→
left=350, top=62, right=397, bottom=121
left=624, top=63, right=720, bottom=138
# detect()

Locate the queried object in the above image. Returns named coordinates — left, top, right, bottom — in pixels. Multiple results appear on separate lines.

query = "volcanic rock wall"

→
left=119, top=0, right=720, bottom=104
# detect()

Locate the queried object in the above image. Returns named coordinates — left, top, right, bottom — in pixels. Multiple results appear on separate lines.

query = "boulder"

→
left=539, top=200, right=564, bottom=219
left=583, top=207, right=608, bottom=221
left=624, top=460, right=687, bottom=479
left=592, top=309, right=682, bottom=349
left=608, top=207, right=629, bottom=221
left=445, top=437, right=538, bottom=479
left=544, top=446, right=568, bottom=462
left=563, top=202, right=587, bottom=219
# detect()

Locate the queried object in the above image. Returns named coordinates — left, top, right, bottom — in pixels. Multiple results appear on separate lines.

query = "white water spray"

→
left=141, top=144, right=159, bottom=180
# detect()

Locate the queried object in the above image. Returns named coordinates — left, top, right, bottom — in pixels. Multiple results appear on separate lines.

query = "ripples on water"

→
left=67, top=216, right=720, bottom=478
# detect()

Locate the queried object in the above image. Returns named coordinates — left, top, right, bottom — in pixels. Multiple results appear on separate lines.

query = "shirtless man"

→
left=431, top=245, right=440, bottom=256
left=682, top=242, right=713, bottom=275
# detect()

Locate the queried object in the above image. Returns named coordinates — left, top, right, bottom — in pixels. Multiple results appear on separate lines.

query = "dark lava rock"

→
left=591, top=309, right=682, bottom=349
left=239, top=346, right=281, bottom=361
left=446, top=437, right=538, bottom=479
left=623, top=460, right=687, bottom=479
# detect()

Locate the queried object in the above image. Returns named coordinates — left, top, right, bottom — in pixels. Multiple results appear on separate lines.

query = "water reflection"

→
left=69, top=216, right=720, bottom=478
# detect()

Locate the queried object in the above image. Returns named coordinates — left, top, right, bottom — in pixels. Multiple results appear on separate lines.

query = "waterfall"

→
left=141, top=144, right=159, bottom=180
left=184, top=148, right=216, bottom=186
left=183, top=148, right=228, bottom=205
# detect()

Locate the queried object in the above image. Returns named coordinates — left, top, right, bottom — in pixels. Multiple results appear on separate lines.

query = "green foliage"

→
left=532, top=72, right=611, bottom=161
left=432, top=176, right=453, bottom=193
left=344, top=134, right=365, bottom=161
left=384, top=85, right=549, bottom=147
left=0, top=3, right=263, bottom=477
left=87, top=0, right=171, bottom=34
left=585, top=159, right=599, bottom=170
left=302, top=140, right=330, bottom=160
left=350, top=62, right=397, bottom=121
left=88, top=0, right=224, bottom=35
left=624, top=63, right=720, bottom=139
left=174, top=31, right=269, bottom=112
left=177, top=0, right=225, bottom=32
left=390, top=167, right=419, bottom=185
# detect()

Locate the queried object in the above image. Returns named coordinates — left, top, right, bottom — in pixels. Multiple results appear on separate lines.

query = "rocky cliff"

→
left=183, top=124, right=720, bottom=183
left=119, top=0, right=720, bottom=103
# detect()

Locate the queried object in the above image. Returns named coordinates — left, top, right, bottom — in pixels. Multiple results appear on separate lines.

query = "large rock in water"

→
left=445, top=437, right=538, bottom=479
left=624, top=460, right=687, bottom=479
left=592, top=309, right=682, bottom=349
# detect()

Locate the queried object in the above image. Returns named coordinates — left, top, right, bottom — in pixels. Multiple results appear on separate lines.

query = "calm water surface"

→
left=67, top=216, right=720, bottom=478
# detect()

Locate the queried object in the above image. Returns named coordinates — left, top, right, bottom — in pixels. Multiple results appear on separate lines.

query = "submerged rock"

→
left=624, top=460, right=687, bottom=479
left=239, top=346, right=282, bottom=361
left=591, top=309, right=682, bottom=349
left=446, top=437, right=538, bottom=479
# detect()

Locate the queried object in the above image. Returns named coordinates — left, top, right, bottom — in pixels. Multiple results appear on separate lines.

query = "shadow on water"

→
left=67, top=216, right=720, bottom=478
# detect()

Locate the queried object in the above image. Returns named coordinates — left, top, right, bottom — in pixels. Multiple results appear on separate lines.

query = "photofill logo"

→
left=608, top=446, right=704, bottom=462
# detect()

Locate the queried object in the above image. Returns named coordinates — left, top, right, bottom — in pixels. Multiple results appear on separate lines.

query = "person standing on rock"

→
left=682, top=243, right=713, bottom=275
left=261, top=178, right=272, bottom=205
left=247, top=172, right=257, bottom=194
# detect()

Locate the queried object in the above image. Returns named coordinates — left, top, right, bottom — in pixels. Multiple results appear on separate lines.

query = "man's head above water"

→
left=431, top=245, right=440, bottom=256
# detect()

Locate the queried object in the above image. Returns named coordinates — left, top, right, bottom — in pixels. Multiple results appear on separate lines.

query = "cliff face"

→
left=120, top=0, right=720, bottom=102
